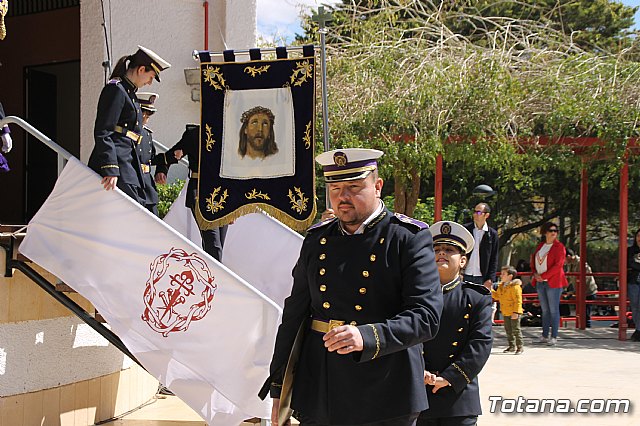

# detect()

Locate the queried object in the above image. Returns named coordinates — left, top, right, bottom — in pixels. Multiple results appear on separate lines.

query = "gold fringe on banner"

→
left=195, top=201, right=317, bottom=232
left=0, top=0, right=8, bottom=41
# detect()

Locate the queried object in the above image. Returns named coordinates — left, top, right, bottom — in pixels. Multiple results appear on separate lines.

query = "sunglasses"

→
left=548, top=229, right=558, bottom=233
left=473, top=211, right=486, bottom=215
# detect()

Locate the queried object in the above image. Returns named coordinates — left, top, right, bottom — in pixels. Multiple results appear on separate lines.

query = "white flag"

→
left=164, top=185, right=303, bottom=309
left=163, top=186, right=203, bottom=247
left=19, top=158, right=281, bottom=425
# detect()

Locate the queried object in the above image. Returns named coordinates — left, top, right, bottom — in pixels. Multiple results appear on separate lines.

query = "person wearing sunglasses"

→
left=530, top=222, right=568, bottom=346
left=463, top=203, right=499, bottom=292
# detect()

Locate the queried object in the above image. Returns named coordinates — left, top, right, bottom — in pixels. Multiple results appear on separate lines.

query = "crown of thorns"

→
left=240, top=106, right=275, bottom=124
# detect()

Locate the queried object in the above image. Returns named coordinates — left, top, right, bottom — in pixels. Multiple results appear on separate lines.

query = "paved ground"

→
left=112, top=326, right=640, bottom=426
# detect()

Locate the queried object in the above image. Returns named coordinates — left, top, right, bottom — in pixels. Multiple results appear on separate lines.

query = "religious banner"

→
left=197, top=45, right=317, bottom=230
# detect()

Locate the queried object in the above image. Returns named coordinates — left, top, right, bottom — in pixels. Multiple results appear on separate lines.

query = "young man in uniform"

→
left=260, top=148, right=443, bottom=426
left=418, top=221, right=493, bottom=426
left=136, top=92, right=160, bottom=215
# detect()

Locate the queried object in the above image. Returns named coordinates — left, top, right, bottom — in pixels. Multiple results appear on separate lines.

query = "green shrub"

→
left=157, top=179, right=185, bottom=219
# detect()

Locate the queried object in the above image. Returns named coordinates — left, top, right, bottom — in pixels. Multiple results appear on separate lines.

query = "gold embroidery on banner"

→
left=245, top=189, right=271, bottom=200
left=244, top=65, right=270, bottom=77
left=203, top=66, right=226, bottom=90
left=205, top=187, right=228, bottom=213
left=290, top=60, right=313, bottom=87
left=205, top=124, right=216, bottom=151
left=303, top=121, right=312, bottom=149
left=288, top=187, right=309, bottom=214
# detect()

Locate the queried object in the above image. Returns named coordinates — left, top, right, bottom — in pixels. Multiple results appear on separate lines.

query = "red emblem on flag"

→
left=141, top=248, right=217, bottom=337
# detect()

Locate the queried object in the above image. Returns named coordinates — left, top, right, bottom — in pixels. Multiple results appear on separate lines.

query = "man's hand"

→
left=271, top=398, right=291, bottom=426
left=174, top=149, right=184, bottom=160
left=101, top=176, right=117, bottom=190
left=432, top=376, right=450, bottom=393
left=510, top=313, right=519, bottom=320
left=483, top=279, right=493, bottom=290
left=155, top=173, right=167, bottom=185
left=323, top=325, right=363, bottom=354
left=1, top=131, right=12, bottom=153
left=424, top=371, right=450, bottom=393
left=424, top=370, right=437, bottom=385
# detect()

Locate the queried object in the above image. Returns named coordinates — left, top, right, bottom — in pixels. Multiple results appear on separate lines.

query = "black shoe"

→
left=631, top=331, right=640, bottom=342
left=515, top=347, right=524, bottom=355
left=503, top=346, right=515, bottom=353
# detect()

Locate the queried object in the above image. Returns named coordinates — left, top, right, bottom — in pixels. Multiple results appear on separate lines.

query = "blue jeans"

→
left=537, top=281, right=563, bottom=338
left=629, top=284, right=640, bottom=332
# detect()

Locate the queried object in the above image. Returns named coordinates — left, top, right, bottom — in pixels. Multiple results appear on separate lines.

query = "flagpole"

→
left=313, top=6, right=333, bottom=208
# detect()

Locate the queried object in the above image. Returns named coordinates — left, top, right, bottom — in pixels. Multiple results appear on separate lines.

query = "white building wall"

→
left=80, top=0, right=257, bottom=163
left=0, top=316, right=133, bottom=396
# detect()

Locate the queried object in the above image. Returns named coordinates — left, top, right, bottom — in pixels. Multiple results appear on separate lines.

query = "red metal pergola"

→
left=433, top=138, right=633, bottom=340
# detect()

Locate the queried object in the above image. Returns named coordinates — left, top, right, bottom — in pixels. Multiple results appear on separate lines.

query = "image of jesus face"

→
left=245, top=112, right=271, bottom=153
left=238, top=106, right=278, bottom=160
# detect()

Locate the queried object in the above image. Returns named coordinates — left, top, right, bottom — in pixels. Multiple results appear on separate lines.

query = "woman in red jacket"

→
left=531, top=222, right=568, bottom=346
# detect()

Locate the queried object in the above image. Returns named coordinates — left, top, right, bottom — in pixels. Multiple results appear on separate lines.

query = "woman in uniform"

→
left=88, top=45, right=170, bottom=205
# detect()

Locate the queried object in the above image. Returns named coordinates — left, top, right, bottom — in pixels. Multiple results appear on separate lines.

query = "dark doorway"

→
left=25, top=68, right=57, bottom=220
left=24, top=61, right=80, bottom=221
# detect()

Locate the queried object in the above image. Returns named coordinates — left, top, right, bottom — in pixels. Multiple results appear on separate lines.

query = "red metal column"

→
left=619, top=160, right=629, bottom=340
left=578, top=165, right=588, bottom=329
left=434, top=154, right=443, bottom=222
left=204, top=1, right=209, bottom=50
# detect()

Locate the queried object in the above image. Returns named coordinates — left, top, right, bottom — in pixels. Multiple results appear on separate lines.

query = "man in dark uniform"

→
left=137, top=92, right=160, bottom=215
left=154, top=125, right=227, bottom=261
left=259, top=148, right=443, bottom=426
left=418, top=221, right=493, bottom=426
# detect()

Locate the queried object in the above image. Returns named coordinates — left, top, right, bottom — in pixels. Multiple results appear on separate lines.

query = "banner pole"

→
left=313, top=6, right=333, bottom=208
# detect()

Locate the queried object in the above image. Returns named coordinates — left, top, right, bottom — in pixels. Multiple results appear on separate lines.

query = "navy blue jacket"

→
left=138, top=126, right=158, bottom=206
left=89, top=77, right=145, bottom=189
left=419, top=278, right=493, bottom=419
left=261, top=209, right=443, bottom=424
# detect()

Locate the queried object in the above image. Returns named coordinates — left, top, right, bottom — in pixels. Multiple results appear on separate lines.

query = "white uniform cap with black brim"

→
left=134, top=45, right=171, bottom=82
left=315, top=148, right=383, bottom=183
left=429, top=221, right=475, bottom=254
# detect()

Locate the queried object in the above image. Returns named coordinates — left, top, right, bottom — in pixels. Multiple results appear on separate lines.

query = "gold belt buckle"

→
left=329, top=319, right=345, bottom=330
left=141, top=164, right=150, bottom=173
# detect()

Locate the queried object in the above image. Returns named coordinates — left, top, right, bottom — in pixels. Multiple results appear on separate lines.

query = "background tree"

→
left=300, top=0, right=638, bottom=54
left=298, top=0, right=640, bottom=270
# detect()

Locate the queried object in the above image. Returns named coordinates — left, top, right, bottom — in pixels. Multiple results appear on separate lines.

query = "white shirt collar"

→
left=474, top=222, right=488, bottom=232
